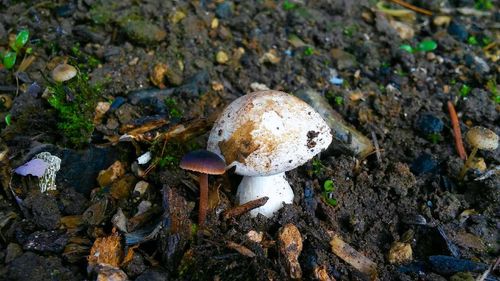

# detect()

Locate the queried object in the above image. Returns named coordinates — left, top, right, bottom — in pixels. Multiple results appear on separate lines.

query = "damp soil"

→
left=0, top=0, right=499, bottom=280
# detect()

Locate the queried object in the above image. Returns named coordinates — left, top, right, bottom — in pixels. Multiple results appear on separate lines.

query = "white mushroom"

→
left=207, top=90, right=332, bottom=217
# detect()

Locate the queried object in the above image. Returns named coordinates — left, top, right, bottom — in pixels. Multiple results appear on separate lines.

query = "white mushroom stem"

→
left=236, top=173, right=294, bottom=218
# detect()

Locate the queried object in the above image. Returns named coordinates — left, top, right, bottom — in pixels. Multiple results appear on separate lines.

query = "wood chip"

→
left=226, top=241, right=256, bottom=258
left=330, top=234, right=377, bottom=280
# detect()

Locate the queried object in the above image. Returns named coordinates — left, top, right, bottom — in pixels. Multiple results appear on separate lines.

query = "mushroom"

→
left=459, top=126, right=498, bottom=179
left=180, top=149, right=225, bottom=225
left=207, top=90, right=332, bottom=217
left=52, top=63, right=77, bottom=82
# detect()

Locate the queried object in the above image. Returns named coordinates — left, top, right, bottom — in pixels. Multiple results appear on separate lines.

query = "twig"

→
left=389, top=0, right=433, bottom=16
left=477, top=257, right=500, bottom=281
left=370, top=131, right=382, bottom=164
left=447, top=101, right=467, bottom=160
left=223, top=197, right=269, bottom=220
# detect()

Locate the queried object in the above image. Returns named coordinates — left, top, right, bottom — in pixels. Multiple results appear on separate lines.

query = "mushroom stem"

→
left=236, top=173, right=294, bottom=218
left=198, top=173, right=208, bottom=226
left=459, top=146, right=478, bottom=180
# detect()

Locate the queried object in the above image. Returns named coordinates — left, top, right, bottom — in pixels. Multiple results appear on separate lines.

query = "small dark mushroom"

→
left=180, top=149, right=225, bottom=226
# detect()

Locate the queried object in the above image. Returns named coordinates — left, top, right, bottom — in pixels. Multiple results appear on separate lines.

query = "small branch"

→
left=223, top=197, right=269, bottom=220
left=370, top=131, right=382, bottom=165
left=389, top=0, right=433, bottom=16
left=447, top=101, right=467, bottom=160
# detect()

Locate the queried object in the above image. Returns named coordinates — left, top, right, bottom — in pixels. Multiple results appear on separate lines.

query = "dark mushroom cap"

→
left=466, top=126, right=499, bottom=151
left=180, top=150, right=226, bottom=174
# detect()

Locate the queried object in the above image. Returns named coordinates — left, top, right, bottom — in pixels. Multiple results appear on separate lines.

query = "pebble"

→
left=447, top=21, right=468, bottom=42
left=415, top=113, right=444, bottom=135
left=5, top=243, right=22, bottom=263
left=94, top=102, right=111, bottom=124
left=97, top=161, right=126, bottom=187
left=388, top=242, right=412, bottom=264
left=259, top=49, right=281, bottom=64
left=410, top=153, right=438, bottom=175
left=136, top=201, right=152, bottom=216
left=122, top=20, right=166, bottom=44
left=215, top=2, right=232, bottom=19
left=216, top=50, right=229, bottom=64
left=433, top=15, right=451, bottom=26
left=133, top=181, right=149, bottom=197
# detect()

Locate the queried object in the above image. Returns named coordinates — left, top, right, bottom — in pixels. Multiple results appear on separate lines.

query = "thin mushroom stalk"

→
left=198, top=173, right=208, bottom=225
left=458, top=146, right=478, bottom=180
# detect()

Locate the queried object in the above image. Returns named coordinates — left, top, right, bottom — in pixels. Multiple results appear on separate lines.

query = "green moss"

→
left=47, top=71, right=105, bottom=147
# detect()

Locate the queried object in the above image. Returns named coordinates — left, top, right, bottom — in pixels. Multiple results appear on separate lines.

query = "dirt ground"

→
left=0, top=0, right=499, bottom=280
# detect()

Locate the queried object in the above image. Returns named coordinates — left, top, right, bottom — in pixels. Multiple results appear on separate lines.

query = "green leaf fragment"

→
left=323, top=179, right=334, bottom=192
left=399, top=44, right=413, bottom=53
left=323, top=192, right=337, bottom=206
left=5, top=113, right=11, bottom=126
left=467, top=36, right=478, bottom=45
left=417, top=40, right=437, bottom=52
left=282, top=0, right=297, bottom=10
left=14, top=30, right=30, bottom=51
left=304, top=46, right=314, bottom=56
left=460, top=84, right=471, bottom=97
left=3, top=51, right=17, bottom=69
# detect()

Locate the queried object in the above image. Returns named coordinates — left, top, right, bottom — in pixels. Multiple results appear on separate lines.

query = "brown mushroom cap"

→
left=52, top=63, right=77, bottom=82
left=180, top=149, right=226, bottom=174
left=466, top=126, right=499, bottom=151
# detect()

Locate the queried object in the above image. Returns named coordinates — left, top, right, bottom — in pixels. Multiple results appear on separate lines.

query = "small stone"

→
left=331, top=49, right=357, bottom=70
left=211, top=81, right=224, bottom=91
left=110, top=174, right=137, bottom=200
left=415, top=113, right=444, bottom=135
left=94, top=102, right=111, bottom=124
left=448, top=21, right=468, bottom=42
left=211, top=18, right=219, bottom=29
left=170, top=10, right=186, bottom=24
left=137, top=152, right=152, bottom=165
left=411, top=153, right=438, bottom=175
left=433, top=15, right=451, bottom=26
left=96, top=265, right=128, bottom=281
left=128, top=57, right=139, bottom=66
left=389, top=20, right=414, bottom=39
left=5, top=243, right=23, bottom=263
left=216, top=51, right=229, bottom=64
left=136, top=201, right=152, bottom=216
left=133, top=181, right=149, bottom=196
left=165, top=67, right=183, bottom=86
left=123, top=20, right=166, bottom=45
left=112, top=208, right=128, bottom=232
left=426, top=52, right=436, bottom=61
left=246, top=230, right=263, bottom=243
left=215, top=2, right=232, bottom=19
left=97, top=161, right=126, bottom=187
left=150, top=63, right=168, bottom=89
left=259, top=49, right=281, bottom=64
left=388, top=242, right=412, bottom=264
